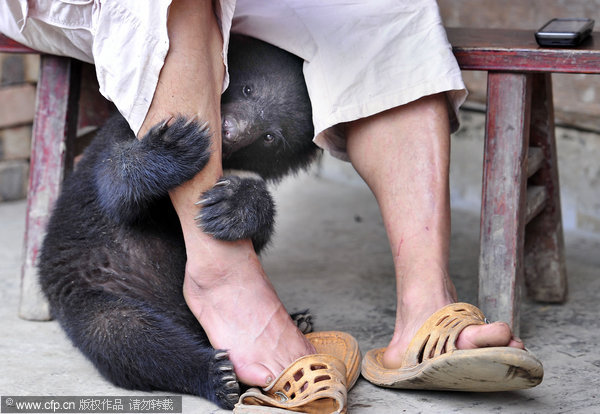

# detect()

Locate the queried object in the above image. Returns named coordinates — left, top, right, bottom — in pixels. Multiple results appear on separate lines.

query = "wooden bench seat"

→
left=448, top=27, right=600, bottom=73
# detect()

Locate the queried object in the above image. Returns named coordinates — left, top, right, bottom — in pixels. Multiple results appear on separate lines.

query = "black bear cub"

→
left=38, top=35, right=320, bottom=409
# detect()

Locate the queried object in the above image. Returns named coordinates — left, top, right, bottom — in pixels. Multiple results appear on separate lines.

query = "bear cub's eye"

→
left=242, top=85, right=253, bottom=97
left=263, top=133, right=275, bottom=143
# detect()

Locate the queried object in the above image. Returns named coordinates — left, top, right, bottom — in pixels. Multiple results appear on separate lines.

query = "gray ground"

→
left=1, top=156, right=599, bottom=413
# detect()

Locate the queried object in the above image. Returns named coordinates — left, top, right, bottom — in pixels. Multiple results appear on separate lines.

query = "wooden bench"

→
left=2, top=29, right=599, bottom=332
left=448, top=27, right=600, bottom=333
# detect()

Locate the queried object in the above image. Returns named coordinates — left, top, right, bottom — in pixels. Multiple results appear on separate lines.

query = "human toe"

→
left=233, top=362, right=277, bottom=388
left=456, top=321, right=525, bottom=350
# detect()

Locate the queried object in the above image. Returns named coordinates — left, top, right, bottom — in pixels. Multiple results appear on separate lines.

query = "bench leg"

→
left=524, top=73, right=568, bottom=302
left=479, top=72, right=532, bottom=334
left=19, top=56, right=81, bottom=321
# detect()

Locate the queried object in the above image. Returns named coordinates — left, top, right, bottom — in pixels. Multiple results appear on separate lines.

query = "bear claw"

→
left=290, top=310, right=313, bottom=334
left=211, top=349, right=240, bottom=409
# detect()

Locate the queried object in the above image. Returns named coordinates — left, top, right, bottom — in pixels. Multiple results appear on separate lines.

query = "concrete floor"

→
left=1, top=156, right=599, bottom=413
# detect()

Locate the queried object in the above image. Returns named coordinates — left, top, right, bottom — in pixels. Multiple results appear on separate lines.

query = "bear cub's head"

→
left=221, top=35, right=319, bottom=181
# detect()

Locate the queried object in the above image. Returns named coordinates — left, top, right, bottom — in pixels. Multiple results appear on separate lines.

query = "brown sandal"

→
left=233, top=331, right=360, bottom=414
left=362, top=303, right=544, bottom=392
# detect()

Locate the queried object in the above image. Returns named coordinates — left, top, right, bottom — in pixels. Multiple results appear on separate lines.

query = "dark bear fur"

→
left=38, top=35, right=320, bottom=409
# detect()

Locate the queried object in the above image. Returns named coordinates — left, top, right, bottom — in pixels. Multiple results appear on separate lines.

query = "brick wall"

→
left=0, top=53, right=38, bottom=201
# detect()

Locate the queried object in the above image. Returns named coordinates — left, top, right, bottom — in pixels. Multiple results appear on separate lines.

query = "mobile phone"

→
left=535, top=18, right=594, bottom=47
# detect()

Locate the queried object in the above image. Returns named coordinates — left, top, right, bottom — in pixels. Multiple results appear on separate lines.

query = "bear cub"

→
left=38, top=35, right=320, bottom=409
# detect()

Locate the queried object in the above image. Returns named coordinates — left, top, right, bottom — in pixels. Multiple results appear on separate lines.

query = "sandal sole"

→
left=362, top=346, right=543, bottom=391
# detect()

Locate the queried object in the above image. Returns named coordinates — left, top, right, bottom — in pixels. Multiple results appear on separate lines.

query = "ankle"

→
left=393, top=267, right=457, bottom=337
left=397, top=267, right=456, bottom=307
left=185, top=238, right=264, bottom=290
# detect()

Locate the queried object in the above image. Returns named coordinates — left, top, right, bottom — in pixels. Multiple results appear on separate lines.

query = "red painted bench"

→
left=2, top=29, right=598, bottom=332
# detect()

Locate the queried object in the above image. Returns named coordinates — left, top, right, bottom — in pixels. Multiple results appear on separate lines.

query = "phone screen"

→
left=541, top=19, right=589, bottom=33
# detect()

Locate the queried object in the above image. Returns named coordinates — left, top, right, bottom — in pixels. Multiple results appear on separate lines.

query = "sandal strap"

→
left=402, top=303, right=486, bottom=368
left=238, top=354, right=347, bottom=414
left=306, top=331, right=361, bottom=390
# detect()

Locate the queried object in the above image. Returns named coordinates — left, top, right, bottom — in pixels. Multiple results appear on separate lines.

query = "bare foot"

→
left=182, top=236, right=315, bottom=387
left=382, top=299, right=524, bottom=369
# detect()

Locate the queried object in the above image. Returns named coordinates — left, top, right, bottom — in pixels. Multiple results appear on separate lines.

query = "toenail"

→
left=265, top=376, right=273, bottom=385
left=514, top=337, right=523, bottom=343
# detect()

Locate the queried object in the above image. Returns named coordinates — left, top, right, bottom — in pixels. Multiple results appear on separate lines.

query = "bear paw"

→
left=210, top=350, right=240, bottom=409
left=195, top=173, right=275, bottom=251
left=140, top=116, right=213, bottom=185
left=289, top=310, right=313, bottom=334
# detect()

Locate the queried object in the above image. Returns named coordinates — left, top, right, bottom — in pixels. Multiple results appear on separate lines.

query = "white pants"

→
left=0, top=0, right=466, bottom=160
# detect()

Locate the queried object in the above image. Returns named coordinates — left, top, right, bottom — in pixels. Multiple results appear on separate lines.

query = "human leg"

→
left=139, top=0, right=313, bottom=387
left=345, top=94, right=523, bottom=369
